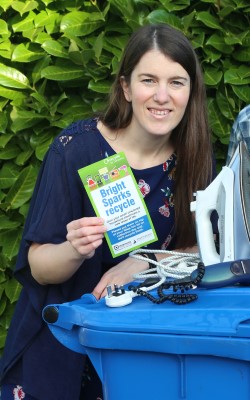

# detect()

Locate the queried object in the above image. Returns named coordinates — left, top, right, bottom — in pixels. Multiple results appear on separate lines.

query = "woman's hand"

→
left=66, top=217, right=107, bottom=259
left=92, top=256, right=149, bottom=299
left=92, top=246, right=200, bottom=299
left=29, top=217, right=107, bottom=285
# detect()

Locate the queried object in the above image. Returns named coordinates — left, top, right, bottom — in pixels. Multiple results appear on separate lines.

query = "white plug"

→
left=105, top=285, right=140, bottom=307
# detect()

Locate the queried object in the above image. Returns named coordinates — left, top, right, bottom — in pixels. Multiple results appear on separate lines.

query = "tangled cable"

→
left=130, top=249, right=201, bottom=290
left=128, top=249, right=204, bottom=305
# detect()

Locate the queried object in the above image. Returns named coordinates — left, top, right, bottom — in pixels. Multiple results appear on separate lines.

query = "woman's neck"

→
left=97, top=121, right=174, bottom=169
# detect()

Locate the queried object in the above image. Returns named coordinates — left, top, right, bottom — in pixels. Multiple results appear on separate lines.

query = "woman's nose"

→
left=153, top=85, right=170, bottom=103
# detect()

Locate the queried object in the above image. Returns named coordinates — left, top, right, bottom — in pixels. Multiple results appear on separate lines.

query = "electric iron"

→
left=190, top=140, right=250, bottom=267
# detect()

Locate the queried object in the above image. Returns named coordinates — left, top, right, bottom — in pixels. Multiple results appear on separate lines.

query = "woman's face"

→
left=121, top=49, right=191, bottom=139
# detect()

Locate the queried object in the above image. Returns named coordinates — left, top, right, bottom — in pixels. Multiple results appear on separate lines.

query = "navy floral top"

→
left=0, top=118, right=177, bottom=399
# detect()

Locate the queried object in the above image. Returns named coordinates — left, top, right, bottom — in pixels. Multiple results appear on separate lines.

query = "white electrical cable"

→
left=129, top=248, right=201, bottom=292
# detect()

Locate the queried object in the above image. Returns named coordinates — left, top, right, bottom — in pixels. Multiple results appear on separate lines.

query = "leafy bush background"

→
left=0, top=0, right=249, bottom=351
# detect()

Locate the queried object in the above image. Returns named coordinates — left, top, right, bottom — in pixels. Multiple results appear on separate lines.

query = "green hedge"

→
left=0, top=0, right=249, bottom=351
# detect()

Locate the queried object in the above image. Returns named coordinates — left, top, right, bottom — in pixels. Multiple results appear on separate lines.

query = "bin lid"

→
left=45, top=286, right=250, bottom=338
left=44, top=286, right=250, bottom=359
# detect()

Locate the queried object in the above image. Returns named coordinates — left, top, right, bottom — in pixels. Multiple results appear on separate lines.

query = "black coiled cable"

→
left=128, top=262, right=205, bottom=305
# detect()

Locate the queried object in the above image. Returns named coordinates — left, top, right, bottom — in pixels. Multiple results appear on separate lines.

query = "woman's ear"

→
left=120, top=76, right=131, bottom=102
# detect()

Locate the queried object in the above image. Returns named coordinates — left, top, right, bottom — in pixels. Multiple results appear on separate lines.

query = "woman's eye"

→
left=142, top=78, right=154, bottom=84
left=171, top=80, right=184, bottom=87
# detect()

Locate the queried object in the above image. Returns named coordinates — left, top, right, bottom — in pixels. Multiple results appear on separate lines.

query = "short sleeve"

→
left=13, top=143, right=75, bottom=309
left=24, top=145, right=72, bottom=245
left=13, top=119, right=103, bottom=310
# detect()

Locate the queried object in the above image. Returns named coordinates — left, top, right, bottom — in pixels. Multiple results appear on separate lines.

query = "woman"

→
left=0, top=23, right=214, bottom=400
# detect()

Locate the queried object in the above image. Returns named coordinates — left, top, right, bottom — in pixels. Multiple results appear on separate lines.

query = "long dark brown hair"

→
left=100, top=23, right=213, bottom=248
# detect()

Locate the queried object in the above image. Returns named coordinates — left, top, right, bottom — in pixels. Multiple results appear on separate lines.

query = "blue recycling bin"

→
left=43, top=286, right=250, bottom=400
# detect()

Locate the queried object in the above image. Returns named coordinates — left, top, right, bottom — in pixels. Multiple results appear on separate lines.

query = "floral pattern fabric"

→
left=98, top=132, right=177, bottom=266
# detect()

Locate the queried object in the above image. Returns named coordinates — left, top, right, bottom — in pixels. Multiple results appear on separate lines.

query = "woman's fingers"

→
left=92, top=257, right=149, bottom=299
left=66, top=217, right=107, bottom=257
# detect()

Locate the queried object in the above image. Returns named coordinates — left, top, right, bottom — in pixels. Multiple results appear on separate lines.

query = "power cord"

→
left=105, top=250, right=204, bottom=307
left=130, top=248, right=200, bottom=283
left=128, top=261, right=205, bottom=305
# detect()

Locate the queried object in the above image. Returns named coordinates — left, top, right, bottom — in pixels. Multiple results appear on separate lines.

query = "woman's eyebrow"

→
left=138, top=73, right=189, bottom=81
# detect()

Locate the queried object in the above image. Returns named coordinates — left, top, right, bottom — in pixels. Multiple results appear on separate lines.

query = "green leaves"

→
left=5, top=278, right=22, bottom=303
left=0, top=19, right=10, bottom=37
left=12, top=43, right=45, bottom=63
left=208, top=98, right=231, bottom=140
left=147, top=9, right=182, bottom=29
left=204, top=66, right=223, bottom=86
left=224, top=66, right=250, bottom=85
left=0, top=163, right=20, bottom=189
left=4, top=164, right=37, bottom=210
left=11, top=1, right=39, bottom=16
left=109, top=0, right=134, bottom=19
left=0, top=64, right=30, bottom=89
left=10, top=108, right=47, bottom=132
left=41, top=63, right=85, bottom=81
left=88, top=79, right=111, bottom=93
left=196, top=11, right=224, bottom=30
left=206, top=33, right=233, bottom=54
left=60, top=11, right=105, bottom=36
left=42, top=40, right=69, bottom=58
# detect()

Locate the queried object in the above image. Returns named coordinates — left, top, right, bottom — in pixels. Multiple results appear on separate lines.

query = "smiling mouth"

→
left=148, top=108, right=170, bottom=115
